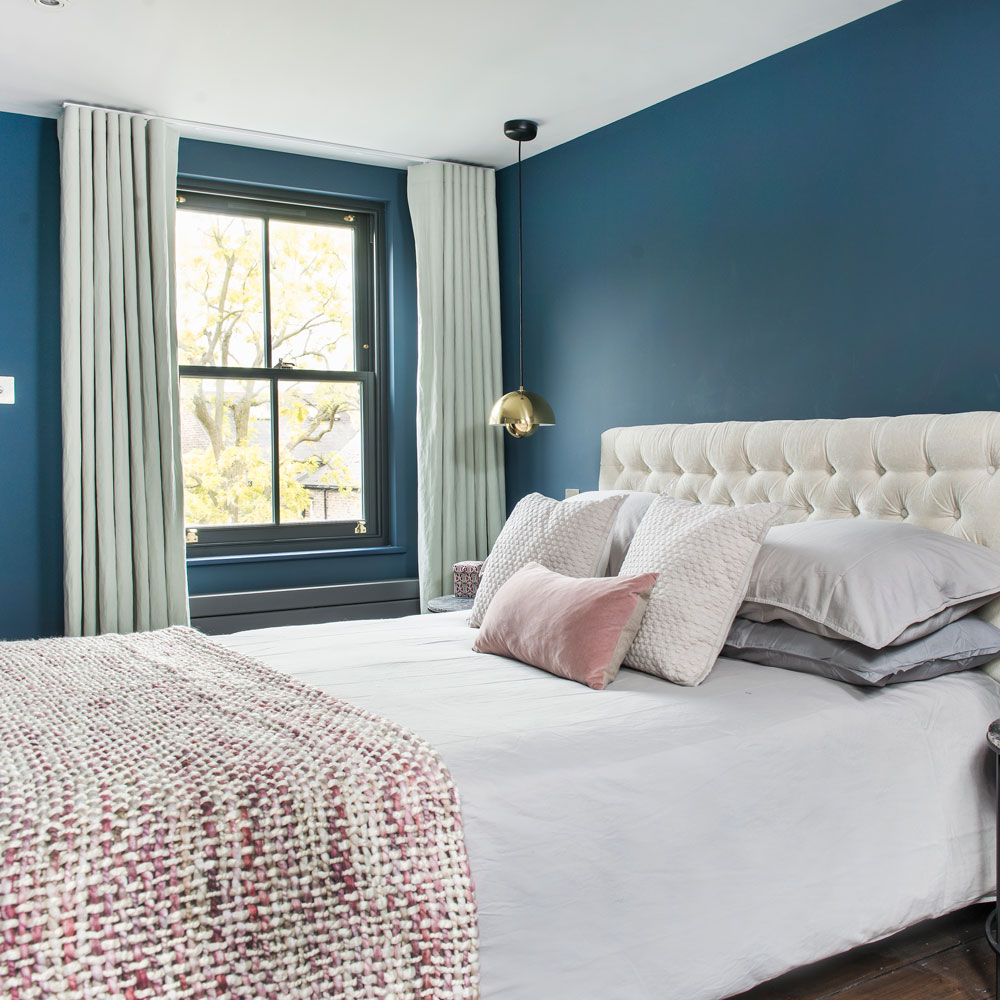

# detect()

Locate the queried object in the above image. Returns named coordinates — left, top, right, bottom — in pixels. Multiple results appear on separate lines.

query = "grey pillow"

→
left=564, top=490, right=659, bottom=575
left=724, top=616, right=1000, bottom=687
left=740, top=519, right=1000, bottom=648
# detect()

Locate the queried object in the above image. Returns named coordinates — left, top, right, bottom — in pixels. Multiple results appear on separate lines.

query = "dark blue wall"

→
left=0, top=112, right=62, bottom=640
left=498, top=0, right=1000, bottom=506
left=177, top=141, right=418, bottom=596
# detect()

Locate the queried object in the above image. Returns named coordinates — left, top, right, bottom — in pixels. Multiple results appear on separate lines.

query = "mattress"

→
left=218, top=611, right=1000, bottom=1000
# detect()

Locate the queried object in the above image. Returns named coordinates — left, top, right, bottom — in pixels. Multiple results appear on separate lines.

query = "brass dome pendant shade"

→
left=490, top=119, right=555, bottom=438
left=489, top=388, right=556, bottom=438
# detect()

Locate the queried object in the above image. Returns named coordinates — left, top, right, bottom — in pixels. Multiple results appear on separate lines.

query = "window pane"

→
left=278, top=381, right=363, bottom=523
left=176, top=211, right=265, bottom=368
left=180, top=378, right=272, bottom=526
left=269, top=220, right=356, bottom=371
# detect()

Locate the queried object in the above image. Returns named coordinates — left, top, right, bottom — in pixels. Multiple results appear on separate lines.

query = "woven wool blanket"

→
left=0, top=627, right=479, bottom=999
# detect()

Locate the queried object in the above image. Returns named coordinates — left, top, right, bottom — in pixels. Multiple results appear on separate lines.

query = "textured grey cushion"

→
left=724, top=616, right=1000, bottom=687
left=740, top=519, right=1000, bottom=648
left=469, top=492, right=625, bottom=628
left=619, top=496, right=783, bottom=686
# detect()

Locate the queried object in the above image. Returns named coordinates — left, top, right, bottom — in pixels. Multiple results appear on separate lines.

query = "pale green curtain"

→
left=407, top=162, right=506, bottom=608
left=59, top=106, right=188, bottom=636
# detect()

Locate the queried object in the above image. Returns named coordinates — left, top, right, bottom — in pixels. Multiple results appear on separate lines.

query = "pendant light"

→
left=489, top=119, right=555, bottom=438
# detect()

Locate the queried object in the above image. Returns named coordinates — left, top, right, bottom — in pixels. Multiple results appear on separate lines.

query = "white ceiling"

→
left=0, top=0, right=898, bottom=169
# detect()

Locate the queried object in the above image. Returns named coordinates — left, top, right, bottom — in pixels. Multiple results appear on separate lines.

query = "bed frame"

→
left=600, top=412, right=1000, bottom=629
left=599, top=412, right=1000, bottom=992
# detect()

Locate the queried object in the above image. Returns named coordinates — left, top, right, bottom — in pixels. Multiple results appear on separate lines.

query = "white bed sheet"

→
left=218, top=611, right=1000, bottom=1000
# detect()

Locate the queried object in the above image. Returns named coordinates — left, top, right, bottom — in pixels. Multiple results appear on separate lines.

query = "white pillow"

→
left=739, top=519, right=1000, bottom=648
left=564, top=490, right=659, bottom=576
left=620, top=496, right=784, bottom=685
left=469, top=492, right=626, bottom=627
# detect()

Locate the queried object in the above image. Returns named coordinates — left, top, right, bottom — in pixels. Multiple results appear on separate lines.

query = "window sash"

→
left=176, top=188, right=375, bottom=375
left=178, top=368, right=376, bottom=538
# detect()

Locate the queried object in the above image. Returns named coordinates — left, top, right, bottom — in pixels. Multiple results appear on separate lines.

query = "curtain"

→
left=59, top=106, right=188, bottom=636
left=407, top=162, right=506, bottom=608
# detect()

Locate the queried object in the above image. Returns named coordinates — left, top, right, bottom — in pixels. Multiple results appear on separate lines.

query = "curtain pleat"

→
left=131, top=115, right=168, bottom=629
left=149, top=119, right=189, bottom=628
left=59, top=106, right=188, bottom=636
left=117, top=116, right=151, bottom=633
left=408, top=162, right=506, bottom=608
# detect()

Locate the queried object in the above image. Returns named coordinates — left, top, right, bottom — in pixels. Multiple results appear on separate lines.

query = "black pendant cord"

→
left=517, top=138, right=524, bottom=391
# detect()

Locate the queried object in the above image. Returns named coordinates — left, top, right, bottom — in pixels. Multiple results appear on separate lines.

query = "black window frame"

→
left=175, top=179, right=389, bottom=558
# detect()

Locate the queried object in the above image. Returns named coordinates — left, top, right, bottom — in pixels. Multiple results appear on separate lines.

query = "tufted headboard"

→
left=600, top=412, right=1000, bottom=629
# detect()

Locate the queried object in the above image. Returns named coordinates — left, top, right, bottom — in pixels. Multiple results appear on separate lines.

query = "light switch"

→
left=564, top=488, right=580, bottom=498
left=0, top=376, right=13, bottom=405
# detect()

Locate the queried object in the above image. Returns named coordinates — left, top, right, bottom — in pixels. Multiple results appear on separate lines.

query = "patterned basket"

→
left=453, top=560, right=484, bottom=598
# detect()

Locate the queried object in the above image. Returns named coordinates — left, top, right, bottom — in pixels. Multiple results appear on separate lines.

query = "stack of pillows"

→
left=468, top=491, right=1000, bottom=691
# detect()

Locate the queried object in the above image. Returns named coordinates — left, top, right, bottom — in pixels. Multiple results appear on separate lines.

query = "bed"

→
left=216, top=411, right=1000, bottom=1000
left=5, top=412, right=999, bottom=1000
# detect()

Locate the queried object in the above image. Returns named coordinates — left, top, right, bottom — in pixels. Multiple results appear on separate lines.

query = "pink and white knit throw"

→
left=0, top=627, right=479, bottom=999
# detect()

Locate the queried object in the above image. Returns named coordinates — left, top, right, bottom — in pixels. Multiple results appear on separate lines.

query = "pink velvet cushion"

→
left=472, top=562, right=658, bottom=690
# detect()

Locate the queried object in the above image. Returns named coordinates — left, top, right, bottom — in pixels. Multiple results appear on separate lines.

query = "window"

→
left=175, top=183, right=386, bottom=556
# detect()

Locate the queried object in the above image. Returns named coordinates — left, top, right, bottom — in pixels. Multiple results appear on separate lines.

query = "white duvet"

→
left=218, top=611, right=1000, bottom=1000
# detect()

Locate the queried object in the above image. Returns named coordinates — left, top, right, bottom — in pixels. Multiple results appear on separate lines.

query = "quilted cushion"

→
left=620, top=496, right=784, bottom=685
left=469, top=492, right=625, bottom=628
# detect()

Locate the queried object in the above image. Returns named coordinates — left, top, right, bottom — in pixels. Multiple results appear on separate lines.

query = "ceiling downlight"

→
left=33, top=0, right=70, bottom=9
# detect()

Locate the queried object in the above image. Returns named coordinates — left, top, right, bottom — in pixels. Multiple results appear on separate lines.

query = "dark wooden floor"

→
left=736, top=904, right=994, bottom=1000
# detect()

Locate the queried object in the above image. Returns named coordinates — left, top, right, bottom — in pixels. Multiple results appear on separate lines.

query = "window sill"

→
left=186, top=545, right=406, bottom=567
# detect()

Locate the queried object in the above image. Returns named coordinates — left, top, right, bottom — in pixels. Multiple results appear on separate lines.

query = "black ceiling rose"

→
left=503, top=120, right=538, bottom=143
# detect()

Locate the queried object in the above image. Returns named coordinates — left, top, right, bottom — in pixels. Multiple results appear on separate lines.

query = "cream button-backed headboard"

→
left=601, top=412, right=1000, bottom=647
left=600, top=412, right=1000, bottom=550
